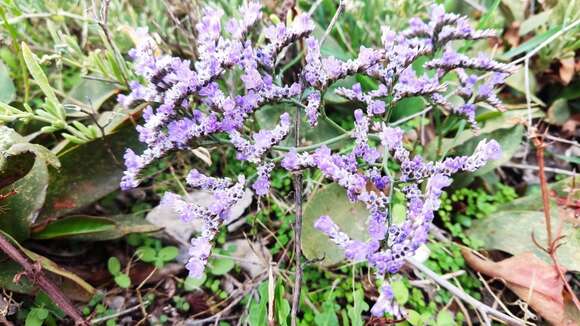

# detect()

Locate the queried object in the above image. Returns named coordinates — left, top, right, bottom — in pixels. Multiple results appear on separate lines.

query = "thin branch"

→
left=502, top=162, right=577, bottom=177
left=406, top=257, right=525, bottom=326
left=0, top=233, right=87, bottom=325
left=90, top=303, right=147, bottom=325
left=533, top=136, right=580, bottom=310
left=320, top=0, right=345, bottom=46
left=290, top=99, right=304, bottom=326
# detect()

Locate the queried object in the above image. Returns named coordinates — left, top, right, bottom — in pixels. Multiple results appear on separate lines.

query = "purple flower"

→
left=252, top=162, right=274, bottom=196
left=371, top=284, right=404, bottom=318
left=118, top=3, right=512, bottom=312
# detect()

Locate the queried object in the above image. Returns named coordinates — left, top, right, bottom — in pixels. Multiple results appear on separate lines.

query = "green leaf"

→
left=114, top=274, right=131, bottom=289
left=0, top=127, right=55, bottom=240
left=391, top=281, right=409, bottom=305
left=255, top=104, right=345, bottom=151
left=275, top=281, right=290, bottom=326
left=40, top=124, right=145, bottom=219
left=347, top=289, right=369, bottom=326
left=500, top=26, right=561, bottom=60
left=0, top=59, right=15, bottom=103
left=467, top=210, right=579, bottom=271
left=21, top=43, right=61, bottom=113
left=504, top=68, right=545, bottom=106
left=545, top=98, right=570, bottom=126
left=26, top=308, right=49, bottom=326
left=428, top=109, right=541, bottom=159
left=436, top=310, right=454, bottom=326
left=209, top=257, right=235, bottom=275
left=31, top=214, right=160, bottom=241
left=158, top=246, right=179, bottom=262
left=406, top=310, right=423, bottom=326
left=302, top=184, right=369, bottom=265
left=31, top=216, right=115, bottom=239
left=136, top=247, right=157, bottom=263
left=107, top=257, right=121, bottom=275
left=247, top=282, right=268, bottom=326
left=519, top=10, right=552, bottom=36
left=0, top=230, right=95, bottom=302
left=314, top=301, right=339, bottom=326
left=65, top=78, right=119, bottom=114
left=184, top=274, right=207, bottom=291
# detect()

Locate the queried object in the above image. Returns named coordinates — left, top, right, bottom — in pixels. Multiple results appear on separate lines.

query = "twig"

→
left=408, top=270, right=465, bottom=287
left=290, top=98, right=304, bottom=326
left=502, top=162, right=577, bottom=177
left=320, top=0, right=345, bottom=46
left=187, top=273, right=268, bottom=325
left=406, top=257, right=525, bottom=325
left=0, top=233, right=87, bottom=325
left=532, top=136, right=580, bottom=310
left=90, top=302, right=147, bottom=325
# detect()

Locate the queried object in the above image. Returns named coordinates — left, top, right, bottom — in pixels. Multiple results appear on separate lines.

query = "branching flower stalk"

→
left=119, top=3, right=511, bottom=317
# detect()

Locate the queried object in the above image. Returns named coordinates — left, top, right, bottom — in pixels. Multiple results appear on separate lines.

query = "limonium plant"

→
left=119, top=2, right=511, bottom=318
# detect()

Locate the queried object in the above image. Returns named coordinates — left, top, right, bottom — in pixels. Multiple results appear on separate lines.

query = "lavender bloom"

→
left=253, top=162, right=274, bottom=196
left=426, top=47, right=512, bottom=73
left=119, top=2, right=512, bottom=313
left=371, top=284, right=404, bottom=318
left=305, top=91, right=321, bottom=126
left=229, top=113, right=291, bottom=163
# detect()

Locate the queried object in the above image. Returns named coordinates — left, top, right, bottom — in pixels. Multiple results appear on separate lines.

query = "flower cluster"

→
left=120, top=2, right=511, bottom=318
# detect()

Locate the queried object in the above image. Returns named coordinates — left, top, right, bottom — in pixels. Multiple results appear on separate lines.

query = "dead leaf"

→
left=462, top=248, right=577, bottom=325
left=559, top=58, right=575, bottom=85
left=191, top=147, right=212, bottom=166
left=227, top=239, right=271, bottom=278
left=503, top=23, right=521, bottom=49
left=146, top=189, right=252, bottom=245
left=562, top=115, right=580, bottom=137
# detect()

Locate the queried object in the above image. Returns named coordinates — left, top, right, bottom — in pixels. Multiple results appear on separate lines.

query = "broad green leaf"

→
left=275, top=281, right=290, bottom=326
left=209, top=257, right=235, bottom=275
left=107, top=257, right=121, bottom=275
left=498, top=177, right=579, bottom=212
left=21, top=43, right=61, bottom=111
left=136, top=247, right=157, bottom=262
left=158, top=246, right=179, bottom=262
left=519, top=10, right=552, bottom=36
left=0, top=261, right=34, bottom=293
left=315, top=301, right=339, bottom=326
left=247, top=282, right=268, bottom=326
left=40, top=123, right=145, bottom=219
left=500, top=26, right=561, bottom=60
left=467, top=210, right=579, bottom=271
left=31, top=214, right=160, bottom=241
left=0, top=126, right=59, bottom=189
left=0, top=59, right=15, bottom=103
left=65, top=78, right=119, bottom=114
left=114, top=274, right=131, bottom=289
left=391, top=281, right=409, bottom=305
left=406, top=310, right=423, bottom=326
left=31, top=216, right=115, bottom=239
left=255, top=104, right=345, bottom=151
left=461, top=125, right=525, bottom=177
left=302, top=184, right=369, bottom=266
left=25, top=307, right=48, bottom=326
left=184, top=274, right=207, bottom=291
left=436, top=310, right=454, bottom=326
left=390, top=97, right=425, bottom=122
left=347, top=289, right=369, bottom=326
left=0, top=127, right=55, bottom=240
left=505, top=68, right=545, bottom=106
left=545, top=98, right=570, bottom=126
left=428, top=109, right=539, bottom=160
left=0, top=230, right=95, bottom=301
